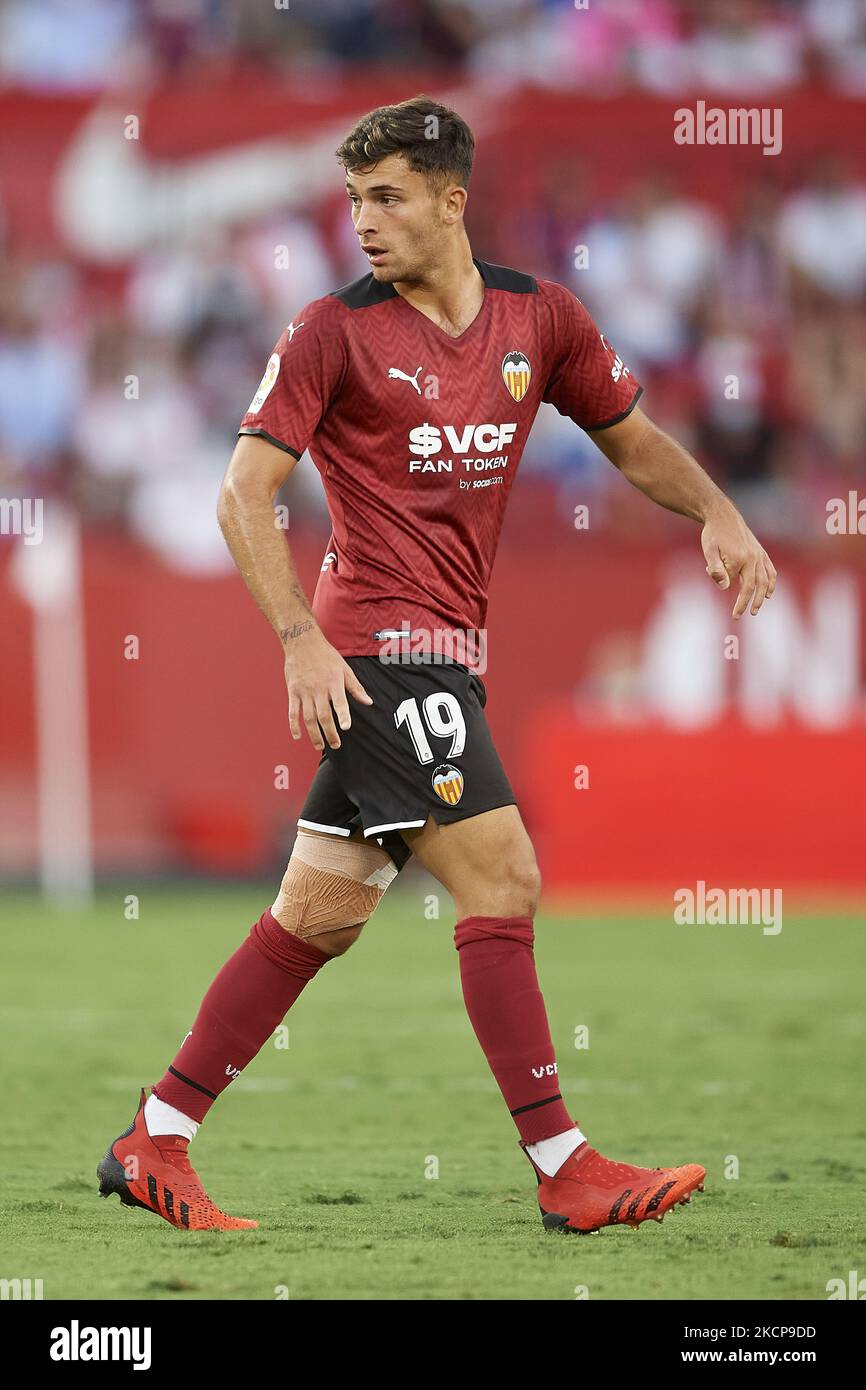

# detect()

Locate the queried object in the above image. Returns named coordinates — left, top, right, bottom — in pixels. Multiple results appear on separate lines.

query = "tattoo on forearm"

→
left=280, top=620, right=315, bottom=644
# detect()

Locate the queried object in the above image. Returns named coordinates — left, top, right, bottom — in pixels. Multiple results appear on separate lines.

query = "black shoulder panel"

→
left=330, top=261, right=537, bottom=306
left=330, top=274, right=397, bottom=309
left=475, top=259, right=538, bottom=294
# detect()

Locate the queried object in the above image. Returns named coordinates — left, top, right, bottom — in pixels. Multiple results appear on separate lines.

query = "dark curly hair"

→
left=335, top=95, right=475, bottom=192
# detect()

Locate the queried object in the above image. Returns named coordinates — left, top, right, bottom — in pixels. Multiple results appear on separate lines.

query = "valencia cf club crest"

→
left=501, top=350, right=531, bottom=402
left=432, top=763, right=464, bottom=805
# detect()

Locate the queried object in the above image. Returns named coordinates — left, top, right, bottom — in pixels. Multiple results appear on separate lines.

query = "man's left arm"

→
left=588, top=405, right=777, bottom=618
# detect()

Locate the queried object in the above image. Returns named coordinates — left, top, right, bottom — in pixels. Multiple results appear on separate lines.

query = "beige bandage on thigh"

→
left=271, top=829, right=399, bottom=939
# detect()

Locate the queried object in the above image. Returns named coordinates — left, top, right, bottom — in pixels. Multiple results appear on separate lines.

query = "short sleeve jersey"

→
left=238, top=259, right=641, bottom=655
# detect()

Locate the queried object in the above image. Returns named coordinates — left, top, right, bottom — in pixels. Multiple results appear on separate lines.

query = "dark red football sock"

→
left=152, top=909, right=329, bottom=1123
left=454, top=915, right=575, bottom=1144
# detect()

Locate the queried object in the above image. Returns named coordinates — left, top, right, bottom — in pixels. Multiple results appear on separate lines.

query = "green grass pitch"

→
left=1, top=882, right=864, bottom=1301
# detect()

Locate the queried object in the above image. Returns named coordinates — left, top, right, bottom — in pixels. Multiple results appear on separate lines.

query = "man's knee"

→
left=311, top=922, right=364, bottom=957
left=271, top=829, right=399, bottom=955
left=461, top=849, right=541, bottom=919
left=502, top=854, right=542, bottom=917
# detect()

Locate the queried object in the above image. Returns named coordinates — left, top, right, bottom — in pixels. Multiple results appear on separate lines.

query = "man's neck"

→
left=393, top=242, right=484, bottom=337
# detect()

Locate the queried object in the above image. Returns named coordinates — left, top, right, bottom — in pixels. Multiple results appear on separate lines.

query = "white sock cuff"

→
left=144, top=1092, right=200, bottom=1142
left=524, top=1125, right=587, bottom=1177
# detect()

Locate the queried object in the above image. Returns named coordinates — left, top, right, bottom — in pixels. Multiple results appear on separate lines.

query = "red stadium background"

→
left=1, top=68, right=865, bottom=897
left=2, top=531, right=864, bottom=892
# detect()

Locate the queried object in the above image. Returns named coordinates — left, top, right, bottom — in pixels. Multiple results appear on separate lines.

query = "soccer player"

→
left=98, top=97, right=776, bottom=1235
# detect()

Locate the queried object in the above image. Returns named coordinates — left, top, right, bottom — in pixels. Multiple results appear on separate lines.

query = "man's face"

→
left=345, top=153, right=453, bottom=285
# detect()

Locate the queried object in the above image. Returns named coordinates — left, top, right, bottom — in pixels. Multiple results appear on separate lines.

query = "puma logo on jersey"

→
left=287, top=320, right=304, bottom=341
left=388, top=365, right=423, bottom=394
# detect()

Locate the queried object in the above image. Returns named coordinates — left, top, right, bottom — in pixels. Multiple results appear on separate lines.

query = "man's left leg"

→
left=401, top=805, right=584, bottom=1167
left=401, top=806, right=706, bottom=1234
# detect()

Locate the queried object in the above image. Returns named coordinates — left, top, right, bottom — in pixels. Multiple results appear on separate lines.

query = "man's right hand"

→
left=283, top=626, right=373, bottom=751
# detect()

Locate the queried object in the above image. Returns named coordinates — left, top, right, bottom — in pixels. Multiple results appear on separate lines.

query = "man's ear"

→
left=443, top=184, right=468, bottom=223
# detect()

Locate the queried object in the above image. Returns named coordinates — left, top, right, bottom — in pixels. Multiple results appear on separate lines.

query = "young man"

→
left=98, top=97, right=776, bottom=1235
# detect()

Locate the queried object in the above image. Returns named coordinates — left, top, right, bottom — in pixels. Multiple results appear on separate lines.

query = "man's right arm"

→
left=217, top=433, right=371, bottom=750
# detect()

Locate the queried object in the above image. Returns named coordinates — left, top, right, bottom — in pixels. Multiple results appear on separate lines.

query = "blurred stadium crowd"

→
left=0, top=0, right=864, bottom=568
left=2, top=0, right=866, bottom=91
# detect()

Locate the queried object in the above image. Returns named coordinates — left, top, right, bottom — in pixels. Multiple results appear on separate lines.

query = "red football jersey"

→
left=238, top=258, right=641, bottom=657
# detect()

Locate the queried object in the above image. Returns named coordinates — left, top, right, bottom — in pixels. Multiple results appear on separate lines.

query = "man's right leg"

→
left=97, top=827, right=400, bottom=1229
left=148, top=827, right=394, bottom=1132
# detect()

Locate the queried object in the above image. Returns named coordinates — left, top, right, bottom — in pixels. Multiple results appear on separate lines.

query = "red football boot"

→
left=97, top=1088, right=258, bottom=1231
left=524, top=1139, right=705, bottom=1234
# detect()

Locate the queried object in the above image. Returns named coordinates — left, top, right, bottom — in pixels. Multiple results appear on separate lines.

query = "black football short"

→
left=297, top=656, right=516, bottom=873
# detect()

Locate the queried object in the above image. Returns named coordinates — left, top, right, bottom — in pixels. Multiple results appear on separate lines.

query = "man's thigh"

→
left=270, top=825, right=402, bottom=952
left=297, top=749, right=414, bottom=872
left=399, top=804, right=539, bottom=908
